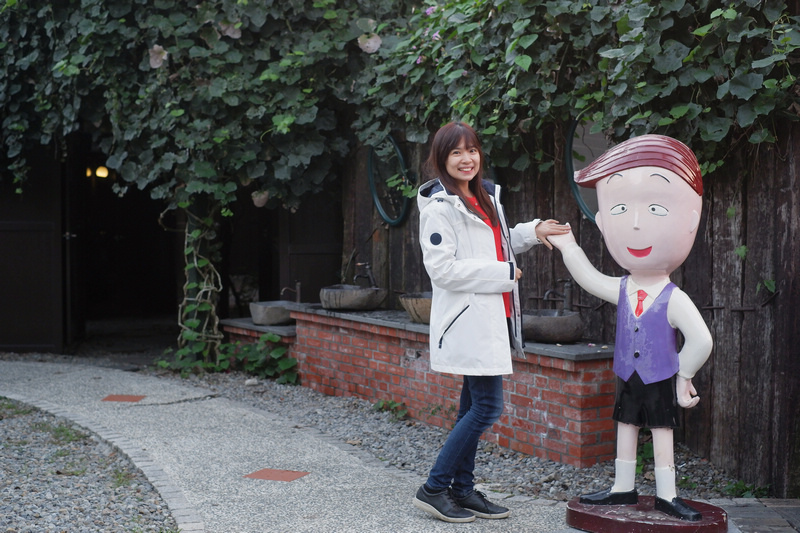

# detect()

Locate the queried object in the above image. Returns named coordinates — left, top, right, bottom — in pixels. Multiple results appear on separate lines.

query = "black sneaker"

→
left=452, top=489, right=511, bottom=519
left=413, top=485, right=476, bottom=523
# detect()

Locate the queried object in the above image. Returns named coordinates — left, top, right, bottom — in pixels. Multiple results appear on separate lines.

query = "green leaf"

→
left=518, top=34, right=538, bottom=49
left=699, top=116, right=732, bottom=142
left=653, top=40, right=690, bottom=74
left=729, top=73, right=764, bottom=100
left=751, top=54, right=786, bottom=69
left=748, top=128, right=774, bottom=143
left=193, top=161, right=217, bottom=178
left=514, top=55, right=532, bottom=71
left=692, top=23, right=714, bottom=36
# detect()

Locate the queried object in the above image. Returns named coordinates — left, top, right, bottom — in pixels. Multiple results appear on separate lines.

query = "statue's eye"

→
left=610, top=204, right=627, bottom=215
left=648, top=204, right=669, bottom=216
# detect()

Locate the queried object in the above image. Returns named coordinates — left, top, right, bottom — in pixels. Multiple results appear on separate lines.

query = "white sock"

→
left=610, top=459, right=637, bottom=493
left=655, top=465, right=677, bottom=501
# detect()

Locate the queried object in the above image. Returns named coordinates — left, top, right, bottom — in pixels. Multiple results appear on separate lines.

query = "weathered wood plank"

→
left=771, top=122, right=800, bottom=497
left=707, top=150, right=745, bottom=476
left=737, top=140, right=777, bottom=488
left=680, top=199, right=715, bottom=456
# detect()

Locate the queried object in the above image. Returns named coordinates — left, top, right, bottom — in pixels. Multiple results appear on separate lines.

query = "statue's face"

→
left=594, top=166, right=702, bottom=277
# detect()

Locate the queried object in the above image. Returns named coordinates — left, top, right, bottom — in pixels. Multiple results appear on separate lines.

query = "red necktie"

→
left=635, top=290, right=647, bottom=317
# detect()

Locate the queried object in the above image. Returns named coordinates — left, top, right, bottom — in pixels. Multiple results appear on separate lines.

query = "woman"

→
left=413, top=122, right=569, bottom=523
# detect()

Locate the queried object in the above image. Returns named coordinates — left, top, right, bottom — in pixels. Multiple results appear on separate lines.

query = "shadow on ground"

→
left=68, top=315, right=180, bottom=369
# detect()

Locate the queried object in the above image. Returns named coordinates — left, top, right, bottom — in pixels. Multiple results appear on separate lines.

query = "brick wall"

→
left=255, top=308, right=618, bottom=468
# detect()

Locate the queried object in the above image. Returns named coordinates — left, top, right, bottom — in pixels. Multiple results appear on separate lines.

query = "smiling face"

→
left=444, top=140, right=481, bottom=194
left=594, top=165, right=702, bottom=277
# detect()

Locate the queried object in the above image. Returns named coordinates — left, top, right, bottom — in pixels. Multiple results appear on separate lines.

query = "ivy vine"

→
left=2, top=0, right=799, bottom=365
left=354, top=0, right=800, bottom=176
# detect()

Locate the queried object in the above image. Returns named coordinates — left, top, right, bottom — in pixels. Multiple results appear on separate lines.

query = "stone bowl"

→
left=522, top=309, right=583, bottom=344
left=399, top=292, right=432, bottom=324
left=319, top=284, right=388, bottom=310
left=249, top=301, right=294, bottom=325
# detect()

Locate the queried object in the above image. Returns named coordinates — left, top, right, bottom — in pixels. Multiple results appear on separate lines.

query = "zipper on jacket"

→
left=438, top=305, right=470, bottom=349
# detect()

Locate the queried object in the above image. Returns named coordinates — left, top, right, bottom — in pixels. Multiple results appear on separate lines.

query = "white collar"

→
left=626, top=277, right=670, bottom=299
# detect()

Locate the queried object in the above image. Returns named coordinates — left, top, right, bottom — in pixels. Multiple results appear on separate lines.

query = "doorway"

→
left=80, top=162, right=179, bottom=319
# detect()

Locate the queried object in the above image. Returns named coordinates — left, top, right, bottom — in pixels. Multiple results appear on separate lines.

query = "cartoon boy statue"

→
left=549, top=134, right=713, bottom=521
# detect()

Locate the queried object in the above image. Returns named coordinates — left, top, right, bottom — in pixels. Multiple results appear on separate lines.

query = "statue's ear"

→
left=689, top=210, right=700, bottom=234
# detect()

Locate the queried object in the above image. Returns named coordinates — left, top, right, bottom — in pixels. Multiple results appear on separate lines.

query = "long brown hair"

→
left=424, top=121, right=498, bottom=226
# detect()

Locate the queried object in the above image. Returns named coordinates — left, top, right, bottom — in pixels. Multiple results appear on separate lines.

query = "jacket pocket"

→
left=438, top=304, right=470, bottom=349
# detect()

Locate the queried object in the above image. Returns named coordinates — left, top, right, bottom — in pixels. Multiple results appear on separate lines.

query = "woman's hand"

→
left=536, top=219, right=572, bottom=250
left=545, top=222, right=576, bottom=251
left=515, top=267, right=522, bottom=281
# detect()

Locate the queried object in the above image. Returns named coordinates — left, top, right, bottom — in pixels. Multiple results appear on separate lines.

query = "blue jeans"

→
left=425, top=375, right=504, bottom=497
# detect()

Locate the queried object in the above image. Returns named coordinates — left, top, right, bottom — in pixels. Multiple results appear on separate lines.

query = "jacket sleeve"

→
left=420, top=202, right=516, bottom=294
left=509, top=219, right=541, bottom=253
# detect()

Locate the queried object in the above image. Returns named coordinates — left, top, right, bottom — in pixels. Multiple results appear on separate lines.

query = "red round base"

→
left=566, top=496, right=728, bottom=533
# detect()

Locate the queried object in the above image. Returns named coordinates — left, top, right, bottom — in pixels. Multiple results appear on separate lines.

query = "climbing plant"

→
left=2, top=0, right=799, bottom=364
left=354, top=0, right=800, bottom=175
left=0, top=0, right=398, bottom=364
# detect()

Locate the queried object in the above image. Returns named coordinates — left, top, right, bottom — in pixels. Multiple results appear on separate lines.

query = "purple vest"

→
left=614, top=276, right=679, bottom=384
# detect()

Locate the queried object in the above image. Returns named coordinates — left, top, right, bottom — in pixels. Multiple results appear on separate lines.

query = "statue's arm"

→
left=668, top=289, right=713, bottom=408
left=549, top=229, right=619, bottom=304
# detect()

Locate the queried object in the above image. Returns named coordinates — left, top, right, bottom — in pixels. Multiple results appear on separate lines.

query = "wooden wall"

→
left=340, top=122, right=800, bottom=498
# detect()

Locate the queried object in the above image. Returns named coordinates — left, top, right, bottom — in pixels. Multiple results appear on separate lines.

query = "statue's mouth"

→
left=627, top=247, right=652, bottom=258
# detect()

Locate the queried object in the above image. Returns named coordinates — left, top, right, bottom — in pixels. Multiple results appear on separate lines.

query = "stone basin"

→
left=319, top=284, right=388, bottom=311
left=522, top=309, right=583, bottom=344
left=249, top=301, right=294, bottom=325
left=399, top=292, right=432, bottom=324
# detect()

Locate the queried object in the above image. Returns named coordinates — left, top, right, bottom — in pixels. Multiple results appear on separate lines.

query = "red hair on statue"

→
left=575, top=134, right=703, bottom=196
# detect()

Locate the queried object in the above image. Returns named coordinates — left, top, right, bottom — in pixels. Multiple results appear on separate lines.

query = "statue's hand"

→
left=676, top=376, right=700, bottom=408
left=546, top=223, right=576, bottom=251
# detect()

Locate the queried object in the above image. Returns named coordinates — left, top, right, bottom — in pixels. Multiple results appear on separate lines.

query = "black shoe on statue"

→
left=655, top=496, right=702, bottom=521
left=413, top=485, right=476, bottom=523
left=579, top=487, right=639, bottom=505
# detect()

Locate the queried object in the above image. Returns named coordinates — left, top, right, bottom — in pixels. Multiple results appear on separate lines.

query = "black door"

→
left=0, top=148, right=66, bottom=352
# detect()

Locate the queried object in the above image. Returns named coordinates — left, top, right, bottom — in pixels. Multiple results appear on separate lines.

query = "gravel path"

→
left=168, top=369, right=742, bottom=502
left=0, top=395, right=178, bottom=533
left=0, top=350, right=744, bottom=531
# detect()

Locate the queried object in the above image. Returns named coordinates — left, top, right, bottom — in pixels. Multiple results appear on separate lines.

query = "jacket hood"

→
left=417, top=178, right=499, bottom=212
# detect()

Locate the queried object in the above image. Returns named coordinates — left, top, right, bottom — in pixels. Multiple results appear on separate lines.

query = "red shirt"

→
left=467, top=197, right=511, bottom=317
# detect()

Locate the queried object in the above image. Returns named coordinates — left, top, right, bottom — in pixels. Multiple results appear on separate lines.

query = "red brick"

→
left=306, top=337, right=323, bottom=348
left=562, top=381, right=598, bottom=396
left=510, top=394, right=533, bottom=408
left=546, top=414, right=568, bottom=430
left=577, top=419, right=615, bottom=433
left=496, top=425, right=514, bottom=438
left=599, top=382, right=617, bottom=394
left=545, top=450, right=562, bottom=462
left=542, top=390, right=569, bottom=406
left=510, top=441, right=535, bottom=455
left=562, top=430, right=598, bottom=446
left=574, top=394, right=615, bottom=409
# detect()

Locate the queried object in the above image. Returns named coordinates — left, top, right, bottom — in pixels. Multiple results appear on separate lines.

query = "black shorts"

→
left=613, top=372, right=679, bottom=429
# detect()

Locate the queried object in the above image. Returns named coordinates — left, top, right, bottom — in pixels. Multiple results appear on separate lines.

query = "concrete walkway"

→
left=0, top=360, right=796, bottom=533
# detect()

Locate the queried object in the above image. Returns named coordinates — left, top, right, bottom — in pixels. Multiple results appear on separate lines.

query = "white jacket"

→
left=417, top=179, right=541, bottom=375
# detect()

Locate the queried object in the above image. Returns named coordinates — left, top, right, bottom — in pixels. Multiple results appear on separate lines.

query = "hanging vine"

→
left=2, top=0, right=800, bottom=368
